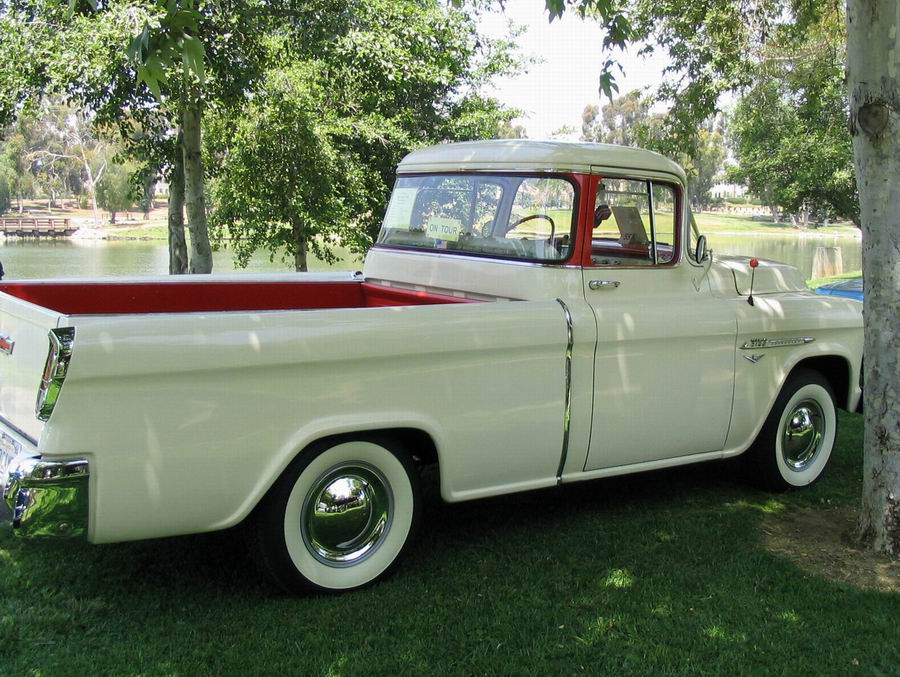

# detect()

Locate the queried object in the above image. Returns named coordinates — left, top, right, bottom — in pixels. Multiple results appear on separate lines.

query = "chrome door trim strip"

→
left=555, top=298, right=574, bottom=483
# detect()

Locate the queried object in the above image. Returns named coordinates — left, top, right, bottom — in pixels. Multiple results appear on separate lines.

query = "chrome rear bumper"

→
left=1, top=436, right=89, bottom=538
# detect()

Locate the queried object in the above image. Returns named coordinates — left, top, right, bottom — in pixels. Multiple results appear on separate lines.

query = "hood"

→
left=714, top=255, right=808, bottom=296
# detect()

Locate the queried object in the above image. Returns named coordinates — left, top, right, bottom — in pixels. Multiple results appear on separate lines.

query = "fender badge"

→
left=0, top=335, right=14, bottom=355
left=743, top=354, right=765, bottom=364
left=740, top=337, right=815, bottom=350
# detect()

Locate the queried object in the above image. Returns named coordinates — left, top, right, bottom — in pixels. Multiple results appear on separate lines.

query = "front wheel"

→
left=252, top=437, right=421, bottom=593
left=746, top=369, right=837, bottom=491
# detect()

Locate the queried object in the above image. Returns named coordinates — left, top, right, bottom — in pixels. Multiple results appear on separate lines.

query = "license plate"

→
left=0, top=432, right=21, bottom=479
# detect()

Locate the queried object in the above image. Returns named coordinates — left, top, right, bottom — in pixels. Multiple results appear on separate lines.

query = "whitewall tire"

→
left=253, top=436, right=421, bottom=593
left=746, top=369, right=837, bottom=491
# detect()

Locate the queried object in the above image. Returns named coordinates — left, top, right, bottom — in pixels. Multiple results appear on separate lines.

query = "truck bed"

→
left=0, top=278, right=476, bottom=315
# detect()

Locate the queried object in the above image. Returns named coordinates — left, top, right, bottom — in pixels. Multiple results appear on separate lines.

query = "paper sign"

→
left=612, top=206, right=649, bottom=244
left=425, top=216, right=462, bottom=242
left=383, top=188, right=418, bottom=230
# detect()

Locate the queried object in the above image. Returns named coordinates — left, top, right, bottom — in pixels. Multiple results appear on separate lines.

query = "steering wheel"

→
left=507, top=213, right=556, bottom=241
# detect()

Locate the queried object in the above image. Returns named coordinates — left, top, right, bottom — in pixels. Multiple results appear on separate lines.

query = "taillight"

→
left=35, top=327, right=75, bottom=421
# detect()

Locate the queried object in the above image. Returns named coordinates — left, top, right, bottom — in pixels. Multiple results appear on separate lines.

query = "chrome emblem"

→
left=0, top=335, right=14, bottom=356
left=740, top=337, right=815, bottom=350
left=743, top=354, right=765, bottom=364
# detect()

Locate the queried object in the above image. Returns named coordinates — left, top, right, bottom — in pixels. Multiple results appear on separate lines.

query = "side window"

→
left=591, top=178, right=679, bottom=266
left=652, top=183, right=677, bottom=264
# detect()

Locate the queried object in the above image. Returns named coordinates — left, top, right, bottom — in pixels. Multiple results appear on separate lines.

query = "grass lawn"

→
left=694, top=212, right=860, bottom=236
left=1, top=411, right=897, bottom=674
left=807, top=270, right=863, bottom=290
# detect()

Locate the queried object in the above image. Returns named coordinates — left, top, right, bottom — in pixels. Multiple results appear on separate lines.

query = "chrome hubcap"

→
left=301, top=463, right=393, bottom=566
left=781, top=400, right=825, bottom=472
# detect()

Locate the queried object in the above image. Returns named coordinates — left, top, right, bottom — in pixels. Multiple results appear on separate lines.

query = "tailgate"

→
left=0, top=292, right=64, bottom=443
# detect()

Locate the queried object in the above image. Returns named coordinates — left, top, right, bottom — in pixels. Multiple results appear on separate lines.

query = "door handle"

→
left=589, top=280, right=620, bottom=290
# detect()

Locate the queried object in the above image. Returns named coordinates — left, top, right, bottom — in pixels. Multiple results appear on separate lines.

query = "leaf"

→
left=126, top=30, right=147, bottom=63
left=65, top=0, right=97, bottom=18
left=181, top=35, right=206, bottom=85
left=599, top=72, right=619, bottom=101
left=545, top=0, right=565, bottom=21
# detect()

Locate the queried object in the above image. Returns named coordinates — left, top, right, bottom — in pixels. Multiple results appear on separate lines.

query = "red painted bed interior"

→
left=0, top=280, right=475, bottom=315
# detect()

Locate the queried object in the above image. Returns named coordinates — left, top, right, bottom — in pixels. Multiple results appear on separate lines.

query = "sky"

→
left=479, top=1, right=670, bottom=140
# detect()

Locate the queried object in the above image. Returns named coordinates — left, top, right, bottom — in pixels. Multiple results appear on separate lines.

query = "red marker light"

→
left=749, top=258, right=759, bottom=268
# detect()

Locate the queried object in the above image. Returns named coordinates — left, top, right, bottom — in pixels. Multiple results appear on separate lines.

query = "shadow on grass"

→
left=2, top=413, right=896, bottom=674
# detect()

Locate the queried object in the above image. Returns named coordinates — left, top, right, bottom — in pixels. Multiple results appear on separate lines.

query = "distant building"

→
left=710, top=183, right=747, bottom=199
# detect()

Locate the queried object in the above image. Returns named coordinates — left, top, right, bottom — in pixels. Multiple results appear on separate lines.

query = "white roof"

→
left=398, top=140, right=687, bottom=183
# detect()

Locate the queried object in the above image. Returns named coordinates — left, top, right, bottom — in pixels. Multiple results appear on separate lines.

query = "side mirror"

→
left=694, top=234, right=709, bottom=262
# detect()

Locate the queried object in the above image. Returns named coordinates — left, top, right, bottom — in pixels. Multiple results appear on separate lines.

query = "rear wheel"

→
left=746, top=369, right=837, bottom=491
left=253, top=437, right=421, bottom=593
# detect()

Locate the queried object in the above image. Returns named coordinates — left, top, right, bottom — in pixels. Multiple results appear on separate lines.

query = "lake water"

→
left=0, top=233, right=861, bottom=281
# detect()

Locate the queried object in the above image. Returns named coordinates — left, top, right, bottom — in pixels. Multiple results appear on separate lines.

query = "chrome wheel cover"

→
left=300, top=462, right=393, bottom=567
left=781, top=399, right=826, bottom=472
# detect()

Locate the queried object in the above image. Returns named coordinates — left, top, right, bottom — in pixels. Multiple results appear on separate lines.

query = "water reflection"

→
left=0, top=238, right=362, bottom=279
left=0, top=233, right=861, bottom=280
left=707, top=233, right=861, bottom=280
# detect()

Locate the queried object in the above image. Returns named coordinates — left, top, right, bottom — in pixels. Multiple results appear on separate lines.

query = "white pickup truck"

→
left=0, top=141, right=863, bottom=593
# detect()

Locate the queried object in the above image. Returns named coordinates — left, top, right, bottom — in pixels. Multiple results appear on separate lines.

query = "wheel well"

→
left=789, top=355, right=851, bottom=410
left=382, top=427, right=440, bottom=467
left=300, top=427, right=439, bottom=468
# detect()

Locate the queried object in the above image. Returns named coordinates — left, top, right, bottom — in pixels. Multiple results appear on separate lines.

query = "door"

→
left=583, top=177, right=735, bottom=471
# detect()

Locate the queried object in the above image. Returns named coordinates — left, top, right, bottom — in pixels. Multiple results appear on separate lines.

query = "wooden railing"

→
left=0, top=217, right=77, bottom=237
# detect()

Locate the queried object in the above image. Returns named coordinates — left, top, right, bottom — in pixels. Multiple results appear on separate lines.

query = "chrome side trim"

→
left=740, top=337, right=815, bottom=350
left=556, top=298, right=574, bottom=483
left=36, top=327, right=76, bottom=422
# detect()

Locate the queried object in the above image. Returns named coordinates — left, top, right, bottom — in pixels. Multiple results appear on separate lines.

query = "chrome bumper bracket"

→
left=2, top=455, right=89, bottom=538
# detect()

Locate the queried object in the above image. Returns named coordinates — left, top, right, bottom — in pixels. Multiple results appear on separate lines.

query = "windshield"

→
left=376, top=174, right=577, bottom=262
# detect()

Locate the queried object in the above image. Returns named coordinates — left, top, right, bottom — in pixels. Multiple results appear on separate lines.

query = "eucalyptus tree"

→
left=581, top=90, right=651, bottom=146
left=729, top=7, right=857, bottom=225
left=535, top=0, right=899, bottom=554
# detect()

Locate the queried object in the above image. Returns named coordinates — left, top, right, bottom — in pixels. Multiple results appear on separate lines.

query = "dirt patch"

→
left=761, top=506, right=900, bottom=592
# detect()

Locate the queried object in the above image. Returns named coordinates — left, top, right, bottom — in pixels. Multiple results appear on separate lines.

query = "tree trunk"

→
left=181, top=95, right=213, bottom=274
left=847, top=0, right=900, bottom=555
left=293, top=220, right=309, bottom=272
left=168, top=130, right=189, bottom=275
left=142, top=169, right=156, bottom=220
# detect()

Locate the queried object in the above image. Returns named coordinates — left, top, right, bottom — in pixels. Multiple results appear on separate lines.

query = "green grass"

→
left=694, top=212, right=860, bottom=236
left=807, top=270, right=863, bottom=290
left=2, top=412, right=897, bottom=674
left=95, top=222, right=170, bottom=240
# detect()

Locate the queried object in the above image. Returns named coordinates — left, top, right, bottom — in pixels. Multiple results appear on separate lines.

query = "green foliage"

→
left=544, top=0, right=846, bottom=160
left=209, top=65, right=365, bottom=270
left=126, top=1, right=206, bottom=99
left=0, top=173, right=10, bottom=213
left=728, top=7, right=857, bottom=223
left=96, top=162, right=136, bottom=221
left=682, top=122, right=727, bottom=210
left=581, top=90, right=651, bottom=146
left=208, top=0, right=519, bottom=267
